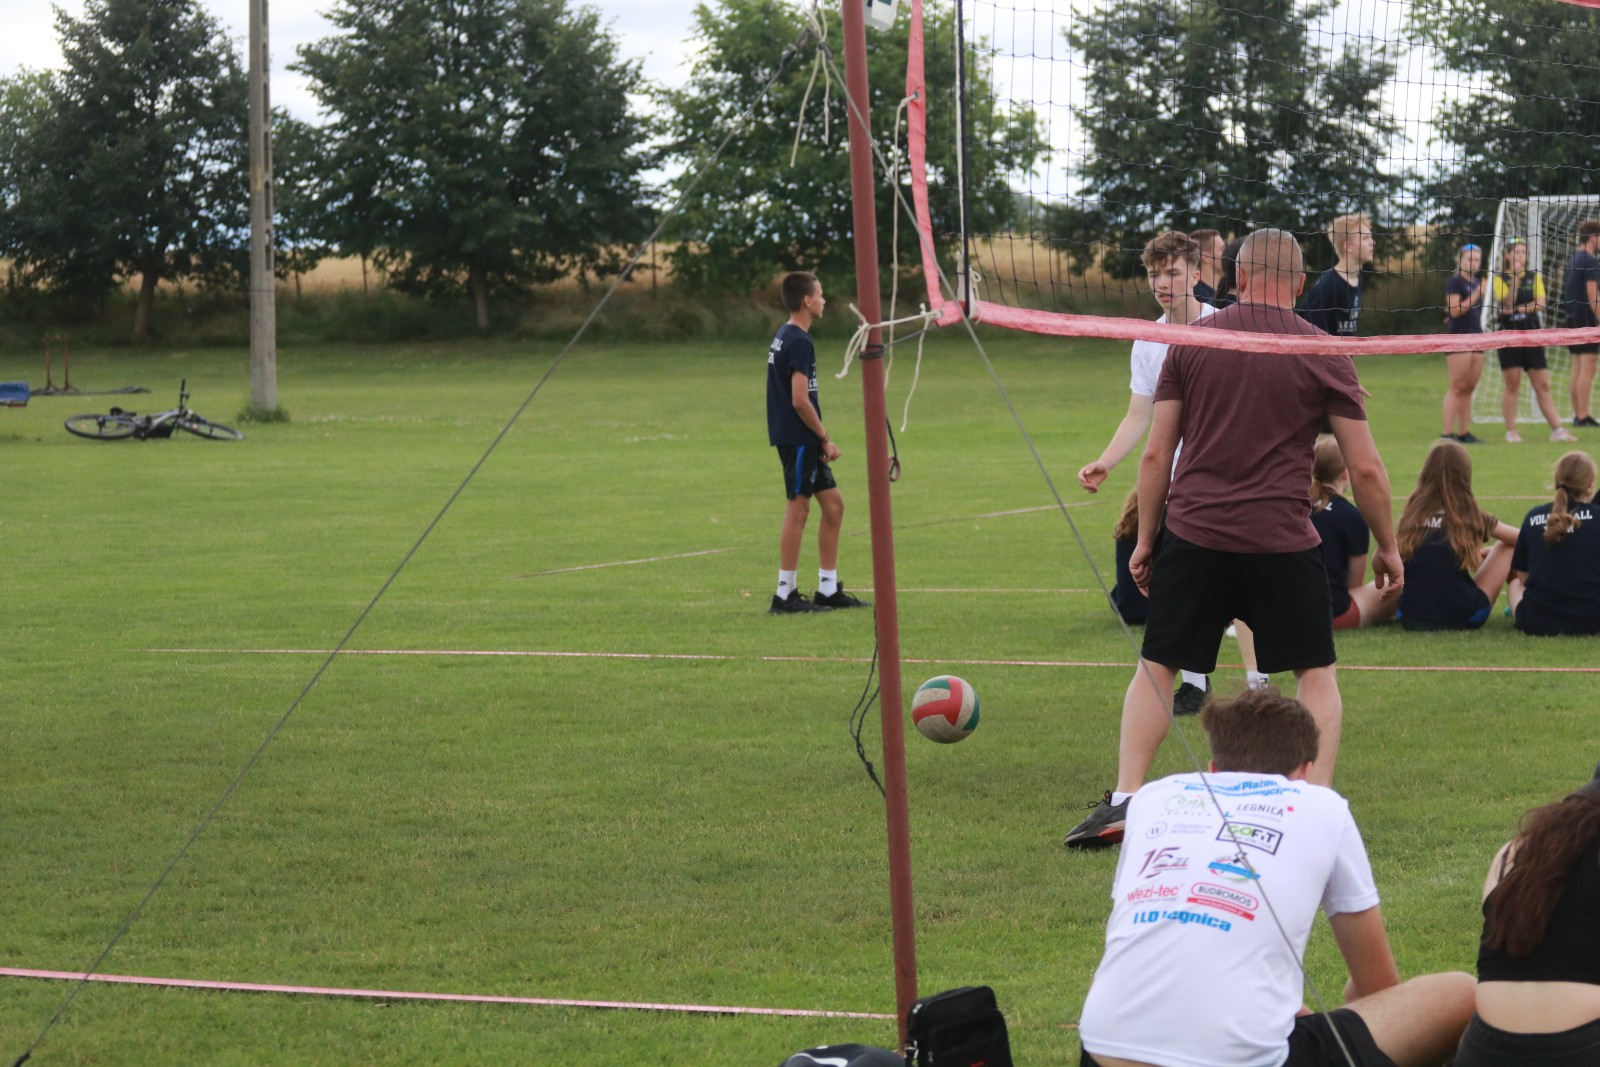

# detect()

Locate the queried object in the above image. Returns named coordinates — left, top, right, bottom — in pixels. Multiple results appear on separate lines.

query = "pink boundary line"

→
left=0, top=967, right=893, bottom=1020
left=141, top=648, right=1600, bottom=673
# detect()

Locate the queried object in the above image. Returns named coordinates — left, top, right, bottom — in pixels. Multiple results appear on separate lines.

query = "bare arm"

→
left=1329, top=906, right=1403, bottom=1002
left=1345, top=554, right=1368, bottom=589
left=1492, top=521, right=1519, bottom=547
left=1484, top=841, right=1517, bottom=901
left=790, top=371, right=839, bottom=462
left=1078, top=393, right=1154, bottom=493
left=1130, top=399, right=1182, bottom=593
left=1329, top=415, right=1400, bottom=594
left=1589, top=278, right=1599, bottom=326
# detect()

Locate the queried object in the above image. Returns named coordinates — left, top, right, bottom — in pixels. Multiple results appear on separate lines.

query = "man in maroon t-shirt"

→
left=1065, top=228, right=1403, bottom=849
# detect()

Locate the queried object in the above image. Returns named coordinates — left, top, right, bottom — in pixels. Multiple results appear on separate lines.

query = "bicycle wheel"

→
left=174, top=415, right=245, bottom=441
left=65, top=413, right=139, bottom=440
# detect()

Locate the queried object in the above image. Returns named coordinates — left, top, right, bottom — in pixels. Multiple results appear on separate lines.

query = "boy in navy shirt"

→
left=765, top=272, right=869, bottom=614
left=1299, top=213, right=1374, bottom=337
left=1562, top=219, right=1600, bottom=426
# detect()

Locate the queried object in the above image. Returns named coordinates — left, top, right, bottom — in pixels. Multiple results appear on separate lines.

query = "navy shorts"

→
left=776, top=443, right=837, bottom=499
left=1498, top=345, right=1548, bottom=371
left=1140, top=529, right=1334, bottom=674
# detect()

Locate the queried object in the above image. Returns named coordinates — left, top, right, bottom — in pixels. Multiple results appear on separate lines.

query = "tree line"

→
left=0, top=0, right=1593, bottom=336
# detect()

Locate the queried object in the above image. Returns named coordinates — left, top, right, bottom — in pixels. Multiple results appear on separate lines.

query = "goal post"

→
left=1473, top=196, right=1600, bottom=425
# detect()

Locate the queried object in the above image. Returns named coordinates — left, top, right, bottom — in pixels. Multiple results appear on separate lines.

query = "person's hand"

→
left=1371, top=544, right=1404, bottom=598
left=1077, top=460, right=1110, bottom=493
left=1130, top=540, right=1155, bottom=595
left=822, top=439, right=841, bottom=463
left=1358, top=383, right=1373, bottom=399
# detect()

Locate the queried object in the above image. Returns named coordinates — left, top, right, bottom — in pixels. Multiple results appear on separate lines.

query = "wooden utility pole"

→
left=248, top=0, right=278, bottom=412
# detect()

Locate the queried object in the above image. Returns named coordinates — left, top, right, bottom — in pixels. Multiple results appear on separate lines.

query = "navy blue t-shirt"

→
left=1298, top=269, right=1362, bottom=337
left=766, top=323, right=820, bottom=446
left=1193, top=279, right=1216, bottom=307
left=1111, top=535, right=1147, bottom=625
left=1399, top=512, right=1498, bottom=628
left=1312, top=493, right=1371, bottom=617
left=1564, top=250, right=1600, bottom=329
left=1512, top=500, right=1600, bottom=635
left=1446, top=272, right=1485, bottom=335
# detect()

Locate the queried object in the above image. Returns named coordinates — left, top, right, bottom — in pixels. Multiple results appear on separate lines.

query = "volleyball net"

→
left=901, top=0, right=1600, bottom=358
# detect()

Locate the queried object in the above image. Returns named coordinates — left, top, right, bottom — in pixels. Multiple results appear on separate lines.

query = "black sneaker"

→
left=1457, top=431, right=1484, bottom=444
left=1064, top=791, right=1128, bottom=849
left=769, top=590, right=833, bottom=614
left=1172, top=679, right=1209, bottom=717
left=1577, top=416, right=1600, bottom=428
left=1440, top=432, right=1460, bottom=442
left=814, top=586, right=871, bottom=609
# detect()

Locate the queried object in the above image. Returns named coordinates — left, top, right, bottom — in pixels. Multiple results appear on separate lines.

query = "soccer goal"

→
left=896, top=0, right=1600, bottom=362
left=1472, top=197, right=1600, bottom=425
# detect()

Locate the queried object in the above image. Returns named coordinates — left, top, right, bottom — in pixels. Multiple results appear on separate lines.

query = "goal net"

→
left=1472, top=197, right=1600, bottom=424
left=900, top=0, right=1600, bottom=359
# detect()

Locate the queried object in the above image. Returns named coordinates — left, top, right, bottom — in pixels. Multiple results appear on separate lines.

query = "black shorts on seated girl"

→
left=1398, top=514, right=1497, bottom=631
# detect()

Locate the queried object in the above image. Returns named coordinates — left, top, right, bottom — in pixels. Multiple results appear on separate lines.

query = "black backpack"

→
left=905, top=985, right=1013, bottom=1067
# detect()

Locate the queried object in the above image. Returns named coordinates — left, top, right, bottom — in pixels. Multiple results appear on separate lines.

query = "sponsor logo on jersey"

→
left=1207, top=854, right=1259, bottom=883
left=1180, top=779, right=1302, bottom=798
left=1130, top=908, right=1232, bottom=933
left=1124, top=883, right=1181, bottom=905
left=1217, top=821, right=1283, bottom=855
left=1137, top=846, right=1190, bottom=879
left=1231, top=801, right=1289, bottom=821
left=1164, top=794, right=1210, bottom=815
left=1146, top=821, right=1168, bottom=839
left=1187, top=882, right=1259, bottom=920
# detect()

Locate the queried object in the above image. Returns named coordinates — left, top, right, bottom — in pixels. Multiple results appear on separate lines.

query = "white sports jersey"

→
left=1078, top=771, right=1379, bottom=1067
left=1129, top=303, right=1218, bottom=397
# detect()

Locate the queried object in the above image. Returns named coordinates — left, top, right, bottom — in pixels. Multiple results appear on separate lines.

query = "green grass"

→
left=0, top=332, right=1594, bottom=1065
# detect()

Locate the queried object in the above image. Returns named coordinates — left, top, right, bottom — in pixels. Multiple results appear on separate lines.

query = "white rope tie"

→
left=789, top=4, right=832, bottom=167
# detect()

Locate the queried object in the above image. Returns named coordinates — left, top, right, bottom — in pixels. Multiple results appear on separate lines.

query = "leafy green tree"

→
left=1409, top=0, right=1600, bottom=257
left=658, top=0, right=1043, bottom=293
left=295, top=0, right=653, bottom=331
left=1059, top=0, right=1400, bottom=277
left=0, top=0, right=247, bottom=334
left=271, top=111, right=333, bottom=297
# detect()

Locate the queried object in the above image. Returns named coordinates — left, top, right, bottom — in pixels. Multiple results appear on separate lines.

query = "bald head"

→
left=1236, top=228, right=1306, bottom=308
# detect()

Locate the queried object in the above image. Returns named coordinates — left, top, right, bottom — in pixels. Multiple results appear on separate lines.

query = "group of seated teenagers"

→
left=1113, top=442, right=1600, bottom=638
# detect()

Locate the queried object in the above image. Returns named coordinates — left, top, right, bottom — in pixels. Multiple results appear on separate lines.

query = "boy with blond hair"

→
left=1299, top=213, right=1375, bottom=337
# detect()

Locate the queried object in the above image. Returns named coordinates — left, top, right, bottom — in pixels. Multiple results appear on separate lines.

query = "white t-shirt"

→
left=1129, top=303, right=1218, bottom=397
left=1078, top=771, right=1380, bottom=1067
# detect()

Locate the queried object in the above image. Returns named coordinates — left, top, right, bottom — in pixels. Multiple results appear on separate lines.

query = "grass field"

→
left=1, top=330, right=1595, bottom=1065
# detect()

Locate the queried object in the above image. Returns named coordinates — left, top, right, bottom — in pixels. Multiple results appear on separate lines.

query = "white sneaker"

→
left=1506, top=430, right=1523, bottom=443
left=1552, top=427, right=1579, bottom=442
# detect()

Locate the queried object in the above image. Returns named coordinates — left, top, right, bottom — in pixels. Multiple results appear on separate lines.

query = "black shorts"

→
left=1082, top=1010, right=1395, bottom=1067
left=1571, top=344, right=1600, bottom=357
left=1455, top=1012, right=1600, bottom=1067
left=1498, top=345, right=1548, bottom=371
left=775, top=443, right=837, bottom=499
left=1141, top=530, right=1335, bottom=674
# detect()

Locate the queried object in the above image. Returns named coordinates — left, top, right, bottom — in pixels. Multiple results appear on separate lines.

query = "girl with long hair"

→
left=1454, top=765, right=1600, bottom=1065
left=1494, top=239, right=1577, bottom=443
left=1311, top=435, right=1397, bottom=628
left=1510, top=451, right=1600, bottom=635
left=1396, top=438, right=1519, bottom=630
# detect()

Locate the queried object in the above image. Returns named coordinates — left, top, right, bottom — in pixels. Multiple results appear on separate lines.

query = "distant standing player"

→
left=1441, top=242, right=1487, bottom=444
left=766, top=272, right=870, bottom=614
left=1064, top=229, right=1403, bottom=849
left=1562, top=219, right=1600, bottom=426
left=1189, top=228, right=1225, bottom=306
left=1299, top=213, right=1374, bottom=337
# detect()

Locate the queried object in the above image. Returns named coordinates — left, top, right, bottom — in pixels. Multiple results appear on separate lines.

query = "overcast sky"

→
left=0, top=0, right=702, bottom=120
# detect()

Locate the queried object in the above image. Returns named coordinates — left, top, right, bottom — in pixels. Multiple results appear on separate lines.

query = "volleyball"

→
left=912, top=675, right=980, bottom=743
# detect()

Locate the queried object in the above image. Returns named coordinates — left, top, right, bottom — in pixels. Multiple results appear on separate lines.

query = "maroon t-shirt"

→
left=1153, top=302, right=1366, bottom=554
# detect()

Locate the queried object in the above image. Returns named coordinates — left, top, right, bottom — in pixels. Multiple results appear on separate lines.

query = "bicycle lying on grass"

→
left=65, top=380, right=244, bottom=441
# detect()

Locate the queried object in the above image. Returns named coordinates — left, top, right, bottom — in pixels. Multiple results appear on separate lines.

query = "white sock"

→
left=1247, top=671, right=1270, bottom=690
left=777, top=570, right=798, bottom=598
left=818, top=569, right=838, bottom=596
left=1179, top=670, right=1207, bottom=689
left=1111, top=791, right=1135, bottom=806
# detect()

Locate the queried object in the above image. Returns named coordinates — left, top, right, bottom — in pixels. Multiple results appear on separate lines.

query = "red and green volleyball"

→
left=911, top=675, right=980, bottom=744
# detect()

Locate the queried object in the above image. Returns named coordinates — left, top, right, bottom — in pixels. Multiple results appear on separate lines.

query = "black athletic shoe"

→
left=1064, top=791, right=1128, bottom=849
left=1172, top=680, right=1209, bottom=717
left=814, top=586, right=871, bottom=609
left=1457, top=431, right=1484, bottom=444
left=1577, top=416, right=1600, bottom=428
left=769, top=590, right=833, bottom=614
left=1440, top=432, right=1460, bottom=442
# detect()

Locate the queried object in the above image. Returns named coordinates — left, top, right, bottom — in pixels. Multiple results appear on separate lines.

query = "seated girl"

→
left=1110, top=489, right=1146, bottom=626
left=1396, top=438, right=1518, bottom=631
left=1510, top=451, right=1600, bottom=636
left=1311, top=434, right=1397, bottom=629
